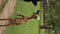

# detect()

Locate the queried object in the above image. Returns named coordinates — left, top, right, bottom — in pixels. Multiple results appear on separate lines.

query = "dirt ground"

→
left=0, top=0, right=17, bottom=34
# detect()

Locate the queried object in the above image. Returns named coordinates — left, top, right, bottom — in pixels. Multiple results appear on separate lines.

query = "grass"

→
left=5, top=0, right=44, bottom=34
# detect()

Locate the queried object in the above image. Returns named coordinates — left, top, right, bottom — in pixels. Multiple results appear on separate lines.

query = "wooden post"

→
left=0, top=0, right=17, bottom=34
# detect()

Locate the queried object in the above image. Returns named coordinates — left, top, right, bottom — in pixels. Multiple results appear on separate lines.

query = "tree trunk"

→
left=0, top=0, right=17, bottom=34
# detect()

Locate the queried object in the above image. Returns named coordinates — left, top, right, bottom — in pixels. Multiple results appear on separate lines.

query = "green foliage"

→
left=44, top=0, right=60, bottom=34
left=45, top=0, right=60, bottom=26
